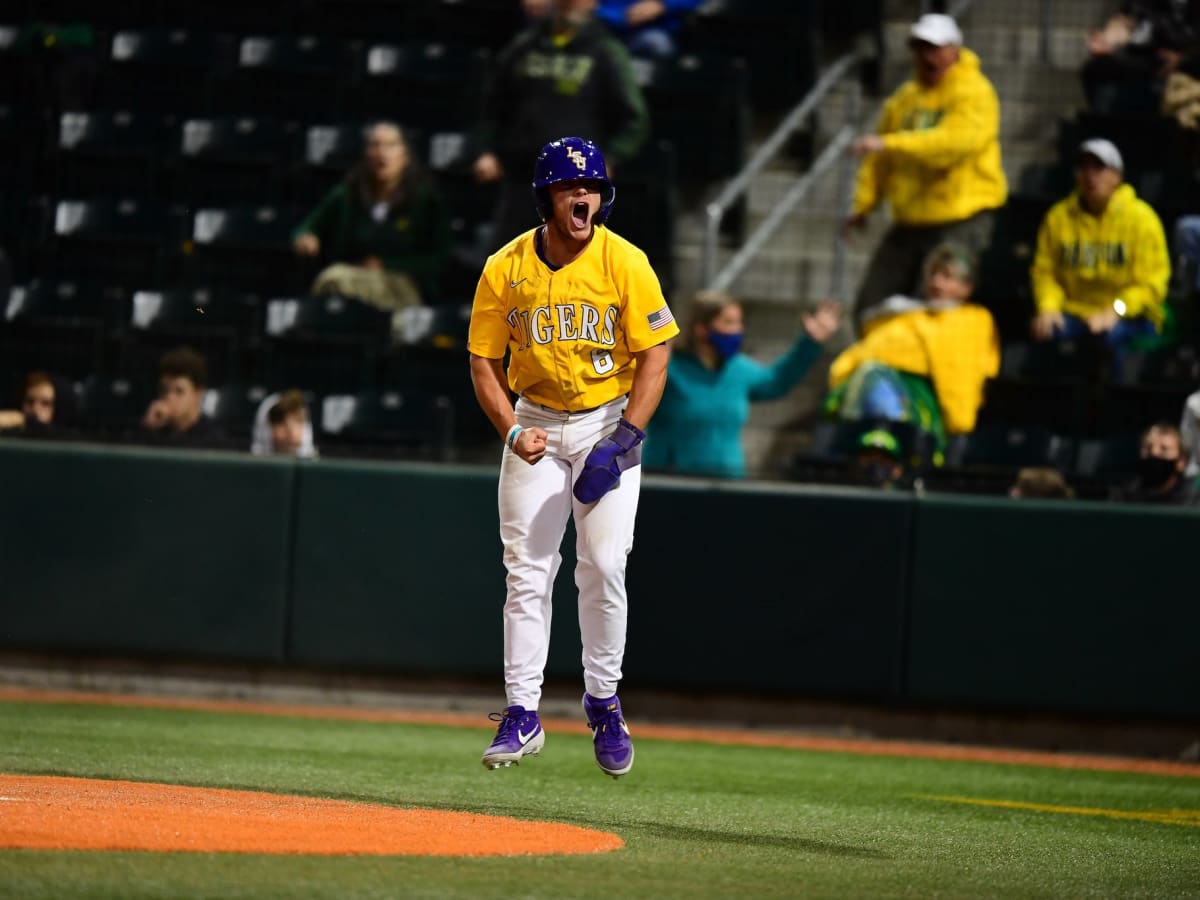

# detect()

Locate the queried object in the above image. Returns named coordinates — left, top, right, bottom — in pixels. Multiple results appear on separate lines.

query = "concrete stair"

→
left=669, top=0, right=1108, bottom=478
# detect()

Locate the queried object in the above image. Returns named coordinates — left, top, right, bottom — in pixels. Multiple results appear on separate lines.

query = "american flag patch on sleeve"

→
left=647, top=306, right=675, bottom=331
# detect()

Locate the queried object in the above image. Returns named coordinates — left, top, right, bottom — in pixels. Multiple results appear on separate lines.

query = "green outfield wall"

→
left=0, top=441, right=1195, bottom=720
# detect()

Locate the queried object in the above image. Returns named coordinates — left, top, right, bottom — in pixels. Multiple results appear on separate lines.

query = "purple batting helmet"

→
left=531, top=137, right=616, bottom=226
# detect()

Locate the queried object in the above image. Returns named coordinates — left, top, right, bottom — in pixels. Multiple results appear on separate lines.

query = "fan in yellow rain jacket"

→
left=827, top=244, right=999, bottom=451
left=847, top=13, right=1007, bottom=320
left=1030, top=139, right=1170, bottom=361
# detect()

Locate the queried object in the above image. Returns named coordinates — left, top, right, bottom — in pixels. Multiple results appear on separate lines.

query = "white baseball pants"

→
left=498, top=396, right=641, bottom=710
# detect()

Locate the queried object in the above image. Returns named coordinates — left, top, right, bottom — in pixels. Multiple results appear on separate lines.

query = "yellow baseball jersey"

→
left=469, top=226, right=679, bottom=411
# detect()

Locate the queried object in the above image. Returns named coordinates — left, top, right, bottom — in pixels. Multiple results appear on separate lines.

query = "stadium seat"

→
left=96, top=28, right=237, bottom=115
left=1, top=277, right=118, bottom=379
left=165, top=115, right=300, bottom=206
left=933, top=423, right=1076, bottom=495
left=293, top=121, right=365, bottom=208
left=32, top=196, right=187, bottom=287
left=353, top=41, right=490, bottom=131
left=211, top=35, right=354, bottom=119
left=75, top=372, right=152, bottom=442
left=51, top=110, right=168, bottom=199
left=260, top=294, right=389, bottom=393
left=201, top=382, right=273, bottom=444
left=976, top=375, right=1093, bottom=435
left=632, top=51, right=750, bottom=184
left=183, top=205, right=309, bottom=296
left=119, top=287, right=263, bottom=387
left=319, top=387, right=455, bottom=460
left=1072, top=432, right=1141, bottom=497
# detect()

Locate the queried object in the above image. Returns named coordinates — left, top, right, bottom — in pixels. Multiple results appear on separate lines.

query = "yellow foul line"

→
left=923, top=795, right=1200, bottom=828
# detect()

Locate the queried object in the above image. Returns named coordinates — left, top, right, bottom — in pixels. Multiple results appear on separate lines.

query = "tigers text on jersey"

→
left=468, top=226, right=679, bottom=412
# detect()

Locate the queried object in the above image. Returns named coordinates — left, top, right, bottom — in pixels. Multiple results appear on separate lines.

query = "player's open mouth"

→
left=571, top=202, right=590, bottom=229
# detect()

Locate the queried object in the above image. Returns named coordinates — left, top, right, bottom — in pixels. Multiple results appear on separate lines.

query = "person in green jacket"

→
left=293, top=121, right=452, bottom=308
left=644, top=292, right=841, bottom=479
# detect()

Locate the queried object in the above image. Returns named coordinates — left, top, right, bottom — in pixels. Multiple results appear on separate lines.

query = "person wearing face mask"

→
left=824, top=244, right=999, bottom=463
left=851, top=428, right=909, bottom=490
left=642, top=291, right=841, bottom=478
left=844, top=13, right=1006, bottom=325
left=1110, top=422, right=1199, bottom=505
left=293, top=121, right=452, bottom=310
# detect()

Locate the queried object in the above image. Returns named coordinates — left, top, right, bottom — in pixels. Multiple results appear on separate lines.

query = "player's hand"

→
left=513, top=426, right=548, bottom=465
left=474, top=152, right=503, bottom=183
left=293, top=234, right=320, bottom=256
left=802, top=299, right=842, bottom=343
left=1031, top=310, right=1065, bottom=341
left=573, top=418, right=645, bottom=504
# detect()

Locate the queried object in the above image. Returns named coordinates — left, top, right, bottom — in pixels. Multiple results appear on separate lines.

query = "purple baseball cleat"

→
left=583, top=693, right=634, bottom=778
left=481, top=705, right=545, bottom=769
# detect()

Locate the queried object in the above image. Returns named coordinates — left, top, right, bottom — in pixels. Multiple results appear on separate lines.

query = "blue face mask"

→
left=707, top=330, right=743, bottom=361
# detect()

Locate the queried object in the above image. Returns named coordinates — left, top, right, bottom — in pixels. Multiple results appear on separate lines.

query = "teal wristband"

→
left=506, top=424, right=523, bottom=450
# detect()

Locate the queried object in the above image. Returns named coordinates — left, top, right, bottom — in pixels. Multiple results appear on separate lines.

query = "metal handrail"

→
left=708, top=126, right=854, bottom=294
left=702, top=49, right=865, bottom=287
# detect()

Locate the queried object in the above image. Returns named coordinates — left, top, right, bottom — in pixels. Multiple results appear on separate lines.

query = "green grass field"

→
left=0, top=698, right=1197, bottom=899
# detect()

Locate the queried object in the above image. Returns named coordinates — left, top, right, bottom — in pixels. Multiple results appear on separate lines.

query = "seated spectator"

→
left=1110, top=421, right=1198, bottom=504
left=293, top=121, right=451, bottom=310
left=825, top=244, right=999, bottom=460
left=850, top=427, right=910, bottom=490
left=1009, top=466, right=1076, bottom=500
left=595, top=0, right=704, bottom=59
left=0, top=371, right=60, bottom=439
left=1082, top=1, right=1200, bottom=113
left=644, top=291, right=840, bottom=478
left=250, top=390, right=318, bottom=458
left=1182, top=387, right=1200, bottom=476
left=1030, top=139, right=1170, bottom=372
left=140, top=347, right=226, bottom=449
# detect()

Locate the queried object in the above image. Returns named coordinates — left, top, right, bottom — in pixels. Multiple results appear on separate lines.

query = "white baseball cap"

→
left=909, top=13, right=963, bottom=47
left=1078, top=138, right=1124, bottom=172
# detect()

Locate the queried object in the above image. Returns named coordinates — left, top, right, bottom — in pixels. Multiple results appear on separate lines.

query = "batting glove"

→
left=572, top=418, right=646, bottom=504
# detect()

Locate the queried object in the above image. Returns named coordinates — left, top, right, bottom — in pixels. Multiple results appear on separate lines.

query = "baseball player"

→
left=468, top=136, right=677, bottom=778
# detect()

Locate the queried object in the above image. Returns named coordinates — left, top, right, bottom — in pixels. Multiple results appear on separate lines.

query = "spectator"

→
left=825, top=244, right=1000, bottom=460
left=845, top=13, right=1006, bottom=324
left=644, top=292, right=840, bottom=478
left=1030, top=139, right=1171, bottom=371
left=472, top=0, right=650, bottom=249
left=1009, top=466, right=1076, bottom=499
left=250, top=390, right=318, bottom=458
left=140, top=347, right=226, bottom=448
left=595, top=0, right=704, bottom=59
left=1082, top=1, right=1200, bottom=114
left=293, top=121, right=452, bottom=309
left=1110, top=421, right=1198, bottom=504
left=0, top=371, right=59, bottom=438
left=1182, top=387, right=1200, bottom=476
left=850, top=427, right=909, bottom=489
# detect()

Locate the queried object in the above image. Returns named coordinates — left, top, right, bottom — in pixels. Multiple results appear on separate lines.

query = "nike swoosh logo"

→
left=517, top=727, right=536, bottom=745
left=510, top=278, right=528, bottom=288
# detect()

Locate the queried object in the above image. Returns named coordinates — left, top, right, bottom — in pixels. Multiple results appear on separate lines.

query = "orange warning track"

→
left=0, top=775, right=623, bottom=856
left=2, top=687, right=1198, bottom=779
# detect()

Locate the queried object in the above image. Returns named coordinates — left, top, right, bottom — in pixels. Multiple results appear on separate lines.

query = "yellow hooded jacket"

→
left=829, top=303, right=1000, bottom=434
left=1030, top=183, right=1171, bottom=329
left=852, top=49, right=1007, bottom=226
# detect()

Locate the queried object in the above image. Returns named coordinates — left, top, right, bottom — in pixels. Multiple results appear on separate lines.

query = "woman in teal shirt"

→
left=644, top=291, right=840, bottom=478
